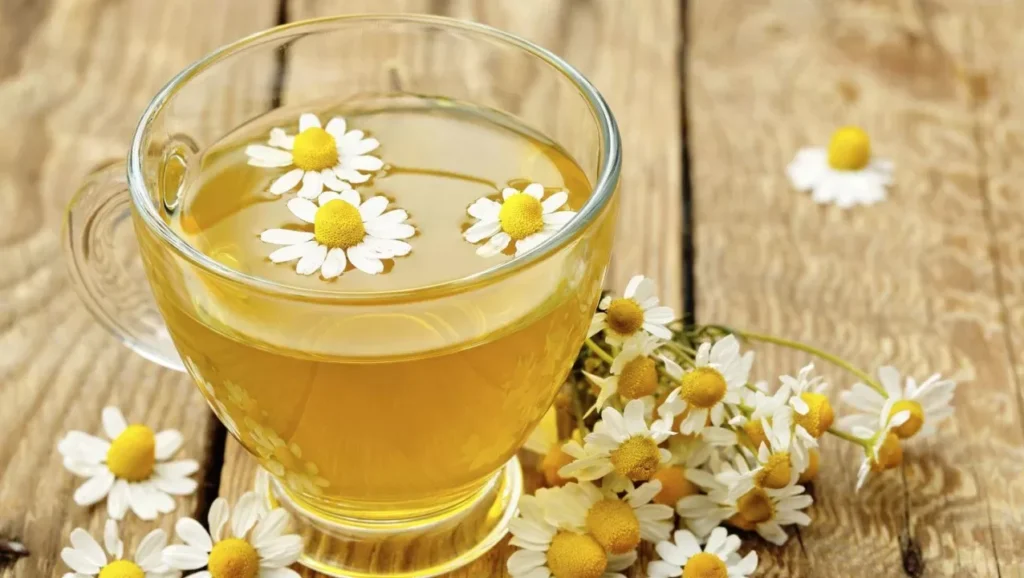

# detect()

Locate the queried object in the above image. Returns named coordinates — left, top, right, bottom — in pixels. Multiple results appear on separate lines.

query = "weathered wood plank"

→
left=0, top=1, right=278, bottom=576
left=688, top=0, right=1024, bottom=576
left=216, top=1, right=683, bottom=576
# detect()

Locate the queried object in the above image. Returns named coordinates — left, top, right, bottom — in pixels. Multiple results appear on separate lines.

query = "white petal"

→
left=209, top=498, right=229, bottom=542
left=523, top=183, right=545, bottom=199
left=128, top=483, right=159, bottom=520
left=541, top=191, right=568, bottom=212
left=541, top=211, right=575, bottom=226
left=297, top=171, right=323, bottom=200
left=103, top=520, right=122, bottom=559
left=162, top=545, right=210, bottom=571
left=623, top=275, right=646, bottom=299
left=260, top=229, right=315, bottom=245
left=251, top=509, right=290, bottom=549
left=320, top=169, right=350, bottom=192
left=287, top=198, right=318, bottom=223
left=245, top=145, right=292, bottom=167
left=269, top=240, right=316, bottom=264
left=60, top=432, right=110, bottom=462
left=154, top=430, right=183, bottom=460
left=259, top=568, right=301, bottom=578
left=269, top=169, right=304, bottom=194
left=654, top=540, right=688, bottom=566
left=320, top=247, right=348, bottom=278
left=468, top=198, right=501, bottom=220
left=347, top=245, right=385, bottom=275
left=362, top=237, right=411, bottom=258
left=268, top=128, right=294, bottom=149
left=69, top=529, right=106, bottom=567
left=231, top=493, right=262, bottom=538
left=648, top=559, right=683, bottom=578
left=256, top=534, right=303, bottom=566
left=346, top=154, right=384, bottom=171
left=372, top=209, right=409, bottom=226
left=877, top=366, right=903, bottom=397
left=344, top=136, right=381, bottom=156
left=101, top=407, right=128, bottom=440
left=298, top=113, right=321, bottom=131
left=336, top=188, right=361, bottom=207
left=61, top=548, right=101, bottom=574
left=477, top=232, right=511, bottom=257
left=514, top=231, right=552, bottom=256
left=324, top=117, right=347, bottom=138
left=366, top=222, right=415, bottom=240
left=463, top=220, right=501, bottom=243
left=107, top=480, right=130, bottom=520
left=134, top=529, right=167, bottom=569
left=334, top=167, right=370, bottom=184
left=296, top=244, right=328, bottom=275
left=152, top=474, right=198, bottom=496
left=359, top=196, right=389, bottom=220
left=74, top=471, right=115, bottom=507
left=176, top=517, right=213, bottom=552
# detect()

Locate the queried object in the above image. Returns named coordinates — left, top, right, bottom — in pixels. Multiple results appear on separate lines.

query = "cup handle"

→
left=63, top=160, right=185, bottom=372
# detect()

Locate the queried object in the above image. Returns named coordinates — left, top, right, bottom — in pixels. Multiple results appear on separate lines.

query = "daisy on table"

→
left=846, top=403, right=912, bottom=491
left=588, top=275, right=675, bottom=346
left=584, top=333, right=664, bottom=412
left=462, top=182, right=576, bottom=257
left=246, top=112, right=384, bottom=198
left=58, top=406, right=198, bottom=521
left=507, top=494, right=637, bottom=578
left=659, top=335, right=754, bottom=435
left=260, top=190, right=414, bottom=278
left=721, top=411, right=816, bottom=499
left=787, top=126, right=893, bottom=207
left=840, top=365, right=956, bottom=440
left=162, top=492, right=302, bottom=578
left=61, top=520, right=177, bottom=578
left=779, top=363, right=835, bottom=439
left=648, top=527, right=758, bottom=578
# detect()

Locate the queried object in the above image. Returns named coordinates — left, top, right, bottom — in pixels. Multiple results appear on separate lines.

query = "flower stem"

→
left=585, top=338, right=616, bottom=364
left=827, top=427, right=870, bottom=448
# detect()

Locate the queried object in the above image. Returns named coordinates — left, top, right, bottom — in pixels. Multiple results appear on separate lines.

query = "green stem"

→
left=827, top=427, right=870, bottom=448
left=570, top=379, right=588, bottom=436
left=585, top=338, right=616, bottom=365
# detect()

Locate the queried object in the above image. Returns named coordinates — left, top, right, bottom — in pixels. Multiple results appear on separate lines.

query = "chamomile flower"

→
left=680, top=477, right=812, bottom=546
left=840, top=366, right=956, bottom=440
left=507, top=494, right=637, bottom=578
left=647, top=527, right=758, bottom=578
left=245, top=113, right=383, bottom=198
left=537, top=481, right=673, bottom=554
left=260, top=190, right=414, bottom=277
left=162, top=492, right=302, bottom=578
left=523, top=408, right=577, bottom=488
left=779, top=363, right=834, bottom=438
left=584, top=333, right=663, bottom=412
left=728, top=412, right=816, bottom=498
left=463, top=182, right=576, bottom=257
left=61, top=520, right=177, bottom=578
left=659, top=335, right=753, bottom=435
left=58, top=407, right=198, bottom=521
left=588, top=275, right=675, bottom=345
left=558, top=400, right=674, bottom=484
left=849, top=408, right=911, bottom=491
left=648, top=436, right=712, bottom=508
left=787, top=126, right=893, bottom=207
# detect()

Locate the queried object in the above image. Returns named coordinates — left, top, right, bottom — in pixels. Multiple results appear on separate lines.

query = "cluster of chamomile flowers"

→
left=511, top=275, right=956, bottom=578
left=245, top=112, right=577, bottom=279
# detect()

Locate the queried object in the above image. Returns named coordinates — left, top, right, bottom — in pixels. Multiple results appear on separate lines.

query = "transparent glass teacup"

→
left=65, top=15, right=620, bottom=577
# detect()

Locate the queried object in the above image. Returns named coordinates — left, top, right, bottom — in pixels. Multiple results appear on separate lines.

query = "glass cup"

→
left=65, top=15, right=620, bottom=577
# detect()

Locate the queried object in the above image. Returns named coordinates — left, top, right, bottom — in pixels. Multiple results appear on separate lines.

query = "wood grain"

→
left=0, top=1, right=278, bottom=576
left=688, top=0, right=1024, bottom=576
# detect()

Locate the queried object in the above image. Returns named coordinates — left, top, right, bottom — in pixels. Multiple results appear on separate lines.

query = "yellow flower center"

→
left=208, top=538, right=260, bottom=578
left=585, top=499, right=641, bottom=554
left=314, top=200, right=366, bottom=249
left=98, top=560, right=145, bottom=578
left=680, top=367, right=728, bottom=409
left=610, top=435, right=662, bottom=481
left=743, top=419, right=768, bottom=449
left=651, top=466, right=699, bottom=506
left=827, top=126, right=871, bottom=171
left=799, top=449, right=820, bottom=484
left=106, top=425, right=156, bottom=482
left=545, top=532, right=608, bottom=578
left=291, top=127, right=338, bottom=171
left=871, top=432, right=904, bottom=472
left=889, top=400, right=925, bottom=439
left=682, top=552, right=728, bottom=578
left=618, top=356, right=659, bottom=400
left=794, top=392, right=834, bottom=438
left=736, top=487, right=774, bottom=524
left=605, top=298, right=645, bottom=336
left=754, top=452, right=792, bottom=490
left=540, top=445, right=575, bottom=487
left=498, top=193, right=545, bottom=240
left=726, top=512, right=756, bottom=532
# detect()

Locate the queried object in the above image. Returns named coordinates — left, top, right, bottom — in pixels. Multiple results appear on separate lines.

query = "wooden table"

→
left=2, top=1, right=1022, bottom=576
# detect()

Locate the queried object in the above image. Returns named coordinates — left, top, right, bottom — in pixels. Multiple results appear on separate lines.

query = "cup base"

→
left=260, top=457, right=523, bottom=577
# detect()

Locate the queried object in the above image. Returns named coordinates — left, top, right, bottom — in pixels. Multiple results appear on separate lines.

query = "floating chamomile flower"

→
left=162, top=492, right=302, bottom=578
left=58, top=406, right=198, bottom=521
left=659, top=335, right=753, bottom=435
left=463, top=182, right=576, bottom=257
left=261, top=190, right=414, bottom=277
left=558, top=399, right=674, bottom=484
left=647, top=527, right=758, bottom=578
left=787, top=126, right=893, bottom=207
left=588, top=275, right=675, bottom=345
left=61, top=520, right=176, bottom=578
left=507, top=495, right=637, bottom=578
left=840, top=366, right=955, bottom=440
left=584, top=333, right=663, bottom=412
left=246, top=113, right=383, bottom=198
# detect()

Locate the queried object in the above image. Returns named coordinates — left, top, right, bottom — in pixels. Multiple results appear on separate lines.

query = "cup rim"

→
left=129, top=14, right=621, bottom=303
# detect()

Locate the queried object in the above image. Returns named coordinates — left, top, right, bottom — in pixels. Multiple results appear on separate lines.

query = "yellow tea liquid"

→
left=143, top=99, right=613, bottom=519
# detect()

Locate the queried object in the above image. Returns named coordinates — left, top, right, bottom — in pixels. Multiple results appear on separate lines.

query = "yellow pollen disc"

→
left=498, top=193, right=544, bottom=240
left=743, top=419, right=768, bottom=448
left=546, top=532, right=608, bottom=578
left=106, top=425, right=156, bottom=482
left=682, top=552, right=728, bottom=578
left=618, top=356, right=659, bottom=400
left=605, top=298, right=645, bottom=336
left=610, top=435, right=662, bottom=482
left=651, top=466, right=698, bottom=506
left=871, top=432, right=904, bottom=472
left=314, top=200, right=366, bottom=249
left=586, top=499, right=641, bottom=554
left=794, top=392, right=834, bottom=438
left=754, top=452, right=792, bottom=490
left=827, top=126, right=871, bottom=171
left=98, top=560, right=145, bottom=578
left=208, top=538, right=260, bottom=578
left=540, top=445, right=575, bottom=487
left=889, top=400, right=925, bottom=439
left=736, top=488, right=774, bottom=524
left=799, top=449, right=820, bottom=484
left=291, top=127, right=338, bottom=171
left=680, top=367, right=728, bottom=409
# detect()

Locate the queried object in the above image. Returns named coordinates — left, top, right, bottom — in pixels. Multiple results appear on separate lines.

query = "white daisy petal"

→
left=523, top=183, right=545, bottom=199
left=338, top=189, right=362, bottom=207
left=231, top=493, right=262, bottom=538
left=321, top=169, right=351, bottom=192
left=251, top=509, right=290, bottom=549
left=468, top=198, right=501, bottom=220
left=463, top=220, right=502, bottom=243
left=269, top=169, right=304, bottom=195
left=101, top=407, right=128, bottom=440
left=298, top=113, right=321, bottom=131
left=128, top=483, right=159, bottom=520
left=347, top=245, right=385, bottom=275
left=209, top=498, right=229, bottom=542
left=477, top=231, right=511, bottom=257
left=268, top=240, right=317, bottom=264
left=245, top=145, right=292, bottom=167
left=134, top=528, right=167, bottom=569
left=176, top=517, right=213, bottom=552
left=541, top=191, right=568, bottom=212
left=107, top=479, right=130, bottom=520
left=103, top=520, right=122, bottom=559
left=366, top=222, right=416, bottom=240
left=296, top=244, right=328, bottom=275
left=362, top=237, right=412, bottom=258
left=163, top=544, right=210, bottom=570
left=347, top=155, right=384, bottom=171
left=320, top=248, right=348, bottom=279
left=514, top=231, right=552, bottom=256
left=324, top=117, right=347, bottom=138
left=297, top=171, right=323, bottom=199
left=268, top=128, right=294, bottom=149
left=152, top=474, right=198, bottom=496
left=359, top=196, right=390, bottom=220
left=61, top=547, right=101, bottom=574
left=69, top=528, right=106, bottom=567
left=287, top=198, right=318, bottom=224
left=256, top=535, right=303, bottom=566
left=541, top=211, right=575, bottom=226
left=373, top=209, right=410, bottom=226
left=260, top=229, right=315, bottom=245
left=154, top=430, right=183, bottom=460
left=259, top=567, right=302, bottom=578
left=74, top=471, right=115, bottom=507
